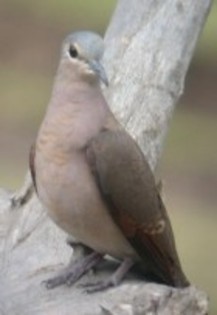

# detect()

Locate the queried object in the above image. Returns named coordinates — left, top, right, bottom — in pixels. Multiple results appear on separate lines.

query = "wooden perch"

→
left=0, top=0, right=212, bottom=314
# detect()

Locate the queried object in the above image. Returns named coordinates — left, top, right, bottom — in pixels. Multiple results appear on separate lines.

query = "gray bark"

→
left=0, top=0, right=212, bottom=314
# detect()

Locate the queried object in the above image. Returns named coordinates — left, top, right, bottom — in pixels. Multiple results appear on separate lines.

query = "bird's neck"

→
left=38, top=74, right=110, bottom=155
left=50, top=64, right=99, bottom=106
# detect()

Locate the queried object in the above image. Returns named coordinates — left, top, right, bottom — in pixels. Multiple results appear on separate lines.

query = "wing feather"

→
left=86, top=130, right=189, bottom=287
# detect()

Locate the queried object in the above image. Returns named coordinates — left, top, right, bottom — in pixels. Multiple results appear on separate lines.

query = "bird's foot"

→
left=81, top=277, right=118, bottom=293
left=44, top=251, right=103, bottom=289
left=81, top=257, right=134, bottom=293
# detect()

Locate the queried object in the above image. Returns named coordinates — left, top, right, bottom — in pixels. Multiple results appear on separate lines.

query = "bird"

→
left=30, top=30, right=189, bottom=292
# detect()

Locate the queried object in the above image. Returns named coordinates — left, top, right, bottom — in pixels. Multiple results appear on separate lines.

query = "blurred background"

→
left=0, top=0, right=216, bottom=312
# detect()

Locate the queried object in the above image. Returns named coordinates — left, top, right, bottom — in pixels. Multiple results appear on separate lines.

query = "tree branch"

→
left=0, top=0, right=212, bottom=314
left=103, top=0, right=212, bottom=170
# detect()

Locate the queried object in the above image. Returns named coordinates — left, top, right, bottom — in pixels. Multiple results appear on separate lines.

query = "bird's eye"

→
left=69, top=46, right=78, bottom=58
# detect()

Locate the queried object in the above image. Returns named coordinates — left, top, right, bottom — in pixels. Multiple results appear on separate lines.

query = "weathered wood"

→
left=0, top=0, right=212, bottom=314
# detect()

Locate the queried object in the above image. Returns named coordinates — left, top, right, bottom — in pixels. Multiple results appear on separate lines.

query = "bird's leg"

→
left=82, top=257, right=134, bottom=293
left=66, top=236, right=93, bottom=263
left=44, top=251, right=103, bottom=289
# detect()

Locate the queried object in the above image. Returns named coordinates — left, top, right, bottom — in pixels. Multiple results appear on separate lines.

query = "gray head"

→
left=60, top=31, right=108, bottom=86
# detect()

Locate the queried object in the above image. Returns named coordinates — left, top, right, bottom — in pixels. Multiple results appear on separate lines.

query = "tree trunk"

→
left=0, top=0, right=212, bottom=314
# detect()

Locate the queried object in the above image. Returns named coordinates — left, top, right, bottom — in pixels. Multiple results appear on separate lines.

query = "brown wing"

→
left=86, top=130, right=189, bottom=287
left=29, top=143, right=37, bottom=193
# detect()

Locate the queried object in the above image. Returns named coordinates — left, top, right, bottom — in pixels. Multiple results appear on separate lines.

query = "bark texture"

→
left=0, top=0, right=212, bottom=314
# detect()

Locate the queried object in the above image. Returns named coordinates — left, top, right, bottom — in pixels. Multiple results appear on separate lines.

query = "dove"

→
left=30, top=30, right=189, bottom=292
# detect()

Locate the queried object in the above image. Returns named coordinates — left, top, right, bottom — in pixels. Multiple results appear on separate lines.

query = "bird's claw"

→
left=43, top=269, right=84, bottom=289
left=43, top=252, right=102, bottom=290
left=42, top=276, right=67, bottom=289
left=43, top=272, right=74, bottom=289
left=80, top=279, right=114, bottom=293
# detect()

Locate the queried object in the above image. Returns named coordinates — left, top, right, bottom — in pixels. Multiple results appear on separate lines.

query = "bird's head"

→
left=60, top=31, right=109, bottom=86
